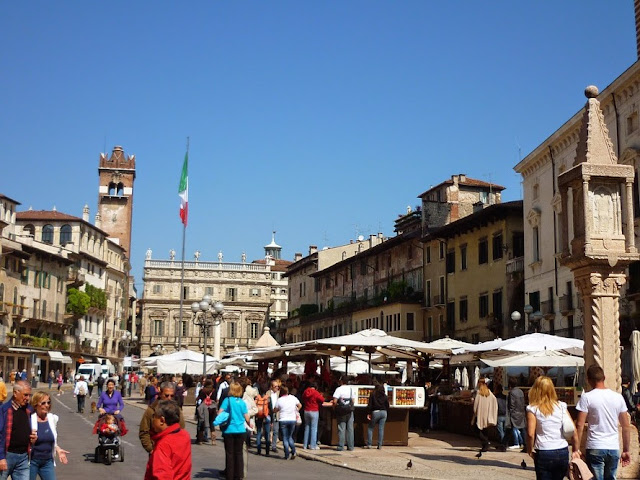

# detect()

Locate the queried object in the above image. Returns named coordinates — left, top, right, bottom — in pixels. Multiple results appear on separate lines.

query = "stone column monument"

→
left=558, top=85, right=638, bottom=392
left=558, top=86, right=638, bottom=476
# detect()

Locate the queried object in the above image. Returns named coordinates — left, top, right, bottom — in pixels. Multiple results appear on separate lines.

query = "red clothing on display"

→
left=144, top=423, right=192, bottom=480
left=302, top=387, right=325, bottom=412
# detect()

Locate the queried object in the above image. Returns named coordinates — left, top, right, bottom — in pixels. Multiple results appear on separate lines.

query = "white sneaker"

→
left=507, top=445, right=520, bottom=450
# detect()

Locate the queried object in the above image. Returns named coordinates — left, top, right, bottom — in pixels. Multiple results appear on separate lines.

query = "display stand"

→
left=319, top=406, right=410, bottom=446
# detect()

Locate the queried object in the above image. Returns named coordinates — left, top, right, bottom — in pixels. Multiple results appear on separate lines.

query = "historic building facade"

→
left=514, top=61, right=640, bottom=341
left=139, top=237, right=292, bottom=358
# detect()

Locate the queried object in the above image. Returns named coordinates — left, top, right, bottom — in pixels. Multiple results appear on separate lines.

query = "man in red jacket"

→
left=144, top=400, right=191, bottom=480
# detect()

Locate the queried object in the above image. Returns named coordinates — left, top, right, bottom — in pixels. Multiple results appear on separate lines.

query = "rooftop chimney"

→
left=459, top=173, right=466, bottom=182
left=309, top=245, right=318, bottom=255
left=294, top=252, right=302, bottom=262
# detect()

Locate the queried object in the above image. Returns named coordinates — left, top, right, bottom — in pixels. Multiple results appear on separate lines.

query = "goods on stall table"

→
left=357, top=387, right=374, bottom=406
left=394, top=388, right=416, bottom=406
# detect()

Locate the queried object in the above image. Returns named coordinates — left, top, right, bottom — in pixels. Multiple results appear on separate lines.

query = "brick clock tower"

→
left=98, top=146, right=136, bottom=255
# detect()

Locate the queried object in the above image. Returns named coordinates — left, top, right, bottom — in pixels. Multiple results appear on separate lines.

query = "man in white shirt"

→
left=268, top=379, right=281, bottom=452
left=332, top=375, right=356, bottom=451
left=574, top=365, right=631, bottom=480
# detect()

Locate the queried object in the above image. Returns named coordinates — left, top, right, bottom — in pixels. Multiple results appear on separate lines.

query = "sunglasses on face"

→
left=39, top=401, right=51, bottom=406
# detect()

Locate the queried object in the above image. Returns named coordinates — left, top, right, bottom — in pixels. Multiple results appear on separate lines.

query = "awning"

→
left=48, top=351, right=64, bottom=360
left=61, top=356, right=72, bottom=364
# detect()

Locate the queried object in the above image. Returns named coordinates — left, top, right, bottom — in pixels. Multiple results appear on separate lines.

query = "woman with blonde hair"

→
left=472, top=378, right=498, bottom=451
left=217, top=382, right=250, bottom=480
left=526, top=376, right=579, bottom=480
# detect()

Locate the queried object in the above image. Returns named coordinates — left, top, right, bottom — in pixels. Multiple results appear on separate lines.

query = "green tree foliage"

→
left=66, top=288, right=90, bottom=316
left=85, top=284, right=107, bottom=310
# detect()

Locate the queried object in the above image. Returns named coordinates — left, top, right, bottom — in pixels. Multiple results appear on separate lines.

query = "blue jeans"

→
left=586, top=449, right=620, bottom=480
left=280, top=421, right=296, bottom=458
left=496, top=415, right=507, bottom=444
left=256, top=416, right=271, bottom=452
left=270, top=419, right=279, bottom=450
left=336, top=412, right=354, bottom=451
left=367, top=410, right=387, bottom=448
left=534, top=447, right=569, bottom=480
left=30, top=457, right=56, bottom=480
left=303, top=411, right=319, bottom=449
left=1, top=451, right=30, bottom=480
left=512, top=426, right=525, bottom=447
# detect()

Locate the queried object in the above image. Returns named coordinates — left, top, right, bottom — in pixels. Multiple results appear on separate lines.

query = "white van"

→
left=77, top=363, right=115, bottom=380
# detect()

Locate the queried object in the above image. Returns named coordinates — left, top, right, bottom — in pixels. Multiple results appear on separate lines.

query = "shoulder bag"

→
left=561, top=403, right=575, bottom=441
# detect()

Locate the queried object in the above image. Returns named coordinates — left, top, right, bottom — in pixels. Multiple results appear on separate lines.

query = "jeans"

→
left=1, top=451, right=30, bottom=480
left=270, top=419, right=279, bottom=450
left=223, top=433, right=245, bottom=480
left=336, top=412, right=354, bottom=451
left=303, top=410, right=319, bottom=449
left=367, top=410, right=387, bottom=448
left=280, top=421, right=297, bottom=458
left=512, top=426, right=525, bottom=447
left=534, top=447, right=569, bottom=480
left=256, top=417, right=271, bottom=453
left=496, top=415, right=507, bottom=444
left=77, top=395, right=86, bottom=412
left=29, top=457, right=56, bottom=480
left=586, top=449, right=620, bottom=480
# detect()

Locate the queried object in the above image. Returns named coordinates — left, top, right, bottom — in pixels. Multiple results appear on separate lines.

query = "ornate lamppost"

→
left=120, top=331, right=139, bottom=358
left=191, top=295, right=224, bottom=376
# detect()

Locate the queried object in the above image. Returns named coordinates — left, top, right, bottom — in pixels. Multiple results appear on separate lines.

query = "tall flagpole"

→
left=177, top=137, right=189, bottom=350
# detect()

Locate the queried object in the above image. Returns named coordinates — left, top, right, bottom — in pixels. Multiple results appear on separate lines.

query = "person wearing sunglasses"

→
left=0, top=381, right=35, bottom=480
left=139, top=382, right=185, bottom=453
left=29, top=392, right=70, bottom=480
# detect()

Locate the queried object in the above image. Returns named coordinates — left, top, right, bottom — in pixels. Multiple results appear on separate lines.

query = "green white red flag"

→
left=179, top=152, right=188, bottom=226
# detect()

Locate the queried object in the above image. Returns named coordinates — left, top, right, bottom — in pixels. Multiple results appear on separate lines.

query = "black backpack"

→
left=335, top=396, right=354, bottom=416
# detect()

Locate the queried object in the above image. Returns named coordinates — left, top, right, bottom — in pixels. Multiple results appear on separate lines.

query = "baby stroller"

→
left=93, top=414, right=126, bottom=465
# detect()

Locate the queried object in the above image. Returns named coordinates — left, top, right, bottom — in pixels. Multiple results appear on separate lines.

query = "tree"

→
left=85, top=284, right=107, bottom=310
left=66, top=288, right=90, bottom=316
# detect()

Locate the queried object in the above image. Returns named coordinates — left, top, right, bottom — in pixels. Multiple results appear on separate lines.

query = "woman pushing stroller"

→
left=93, top=378, right=128, bottom=435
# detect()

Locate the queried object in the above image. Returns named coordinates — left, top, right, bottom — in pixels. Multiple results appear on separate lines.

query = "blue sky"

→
left=1, top=1, right=636, bottom=287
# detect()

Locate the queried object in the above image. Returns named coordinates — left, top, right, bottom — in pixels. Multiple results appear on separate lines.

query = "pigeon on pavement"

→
left=521, top=459, right=527, bottom=469
left=406, top=460, right=413, bottom=470
left=475, top=451, right=482, bottom=459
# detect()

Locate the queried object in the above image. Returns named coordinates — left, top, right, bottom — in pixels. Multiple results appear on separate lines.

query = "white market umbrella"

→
left=480, top=350, right=585, bottom=368
left=461, top=367, right=470, bottom=390
left=416, top=336, right=475, bottom=355
left=498, top=333, right=584, bottom=356
left=631, top=330, right=640, bottom=394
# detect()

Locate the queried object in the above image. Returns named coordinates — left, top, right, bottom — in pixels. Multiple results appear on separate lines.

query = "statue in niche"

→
left=592, top=186, right=616, bottom=235
left=169, top=249, right=176, bottom=261
left=194, top=250, right=201, bottom=261
left=241, top=252, right=246, bottom=263
left=146, top=248, right=152, bottom=260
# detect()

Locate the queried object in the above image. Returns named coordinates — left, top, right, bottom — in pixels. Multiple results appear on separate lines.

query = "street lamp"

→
left=511, top=311, right=522, bottom=331
left=523, top=304, right=534, bottom=331
left=120, top=331, right=138, bottom=358
left=530, top=311, right=543, bottom=333
left=191, top=295, right=224, bottom=376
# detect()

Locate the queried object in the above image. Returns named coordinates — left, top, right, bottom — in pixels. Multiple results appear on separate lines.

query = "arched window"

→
left=60, top=224, right=72, bottom=245
left=108, top=183, right=116, bottom=196
left=117, top=183, right=124, bottom=196
left=42, top=224, right=54, bottom=244
left=23, top=224, right=35, bottom=237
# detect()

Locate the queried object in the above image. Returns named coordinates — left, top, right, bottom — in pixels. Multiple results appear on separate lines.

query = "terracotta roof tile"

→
left=16, top=210, right=112, bottom=237
left=418, top=176, right=505, bottom=198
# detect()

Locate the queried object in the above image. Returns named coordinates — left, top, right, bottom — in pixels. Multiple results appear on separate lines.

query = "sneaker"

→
left=363, top=445, right=371, bottom=449
left=507, top=445, right=520, bottom=450
left=312, top=446, right=320, bottom=450
left=291, top=454, right=296, bottom=460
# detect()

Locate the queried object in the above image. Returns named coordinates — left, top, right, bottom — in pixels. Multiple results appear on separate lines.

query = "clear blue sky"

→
left=1, top=1, right=636, bottom=288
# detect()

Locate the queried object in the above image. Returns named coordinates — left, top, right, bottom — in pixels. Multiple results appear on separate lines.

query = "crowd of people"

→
left=471, top=366, right=632, bottom=480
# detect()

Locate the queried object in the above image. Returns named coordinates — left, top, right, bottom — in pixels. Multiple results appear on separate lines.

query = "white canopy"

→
left=481, top=350, right=585, bottom=368
left=416, top=336, right=475, bottom=355
left=254, top=326, right=279, bottom=348
left=142, top=350, right=218, bottom=374
left=330, top=357, right=399, bottom=375
left=455, top=333, right=584, bottom=356
left=313, top=328, right=428, bottom=350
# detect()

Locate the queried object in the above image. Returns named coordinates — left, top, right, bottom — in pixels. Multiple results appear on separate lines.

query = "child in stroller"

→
left=94, top=414, right=125, bottom=464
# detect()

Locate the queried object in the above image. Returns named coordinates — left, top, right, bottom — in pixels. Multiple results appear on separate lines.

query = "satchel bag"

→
left=213, top=411, right=230, bottom=431
left=561, top=404, right=575, bottom=441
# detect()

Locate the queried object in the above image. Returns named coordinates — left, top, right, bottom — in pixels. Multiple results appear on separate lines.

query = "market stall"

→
left=320, top=385, right=425, bottom=447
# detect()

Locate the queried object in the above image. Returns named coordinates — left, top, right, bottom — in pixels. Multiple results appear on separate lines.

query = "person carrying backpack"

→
left=332, top=375, right=355, bottom=451
left=254, top=384, right=272, bottom=455
left=196, top=380, right=216, bottom=445
left=74, top=375, right=89, bottom=413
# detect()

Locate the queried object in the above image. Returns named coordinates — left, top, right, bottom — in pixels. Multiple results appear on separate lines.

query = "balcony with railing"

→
left=559, top=295, right=574, bottom=314
left=541, top=300, right=555, bottom=319
left=432, top=294, right=445, bottom=307
left=506, top=256, right=524, bottom=274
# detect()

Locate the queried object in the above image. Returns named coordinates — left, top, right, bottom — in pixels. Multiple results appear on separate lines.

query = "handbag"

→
left=295, top=411, right=302, bottom=426
left=561, top=403, right=575, bottom=441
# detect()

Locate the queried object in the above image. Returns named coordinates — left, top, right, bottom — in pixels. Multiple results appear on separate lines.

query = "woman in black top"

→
left=366, top=384, right=390, bottom=449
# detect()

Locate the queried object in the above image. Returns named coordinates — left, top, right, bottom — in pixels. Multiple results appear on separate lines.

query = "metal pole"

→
left=202, top=317, right=208, bottom=377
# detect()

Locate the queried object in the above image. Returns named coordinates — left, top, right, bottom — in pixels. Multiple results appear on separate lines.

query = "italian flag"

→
left=178, top=152, right=188, bottom=226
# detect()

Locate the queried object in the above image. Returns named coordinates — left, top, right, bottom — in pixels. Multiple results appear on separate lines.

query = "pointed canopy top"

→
left=254, top=326, right=280, bottom=348
left=573, top=85, right=618, bottom=167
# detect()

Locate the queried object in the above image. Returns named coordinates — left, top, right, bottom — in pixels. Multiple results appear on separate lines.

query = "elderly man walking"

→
left=139, top=382, right=186, bottom=453
left=0, top=381, right=36, bottom=480
left=574, top=365, right=631, bottom=480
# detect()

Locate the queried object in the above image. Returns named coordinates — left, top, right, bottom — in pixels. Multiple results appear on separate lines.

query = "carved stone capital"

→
left=573, top=268, right=627, bottom=297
